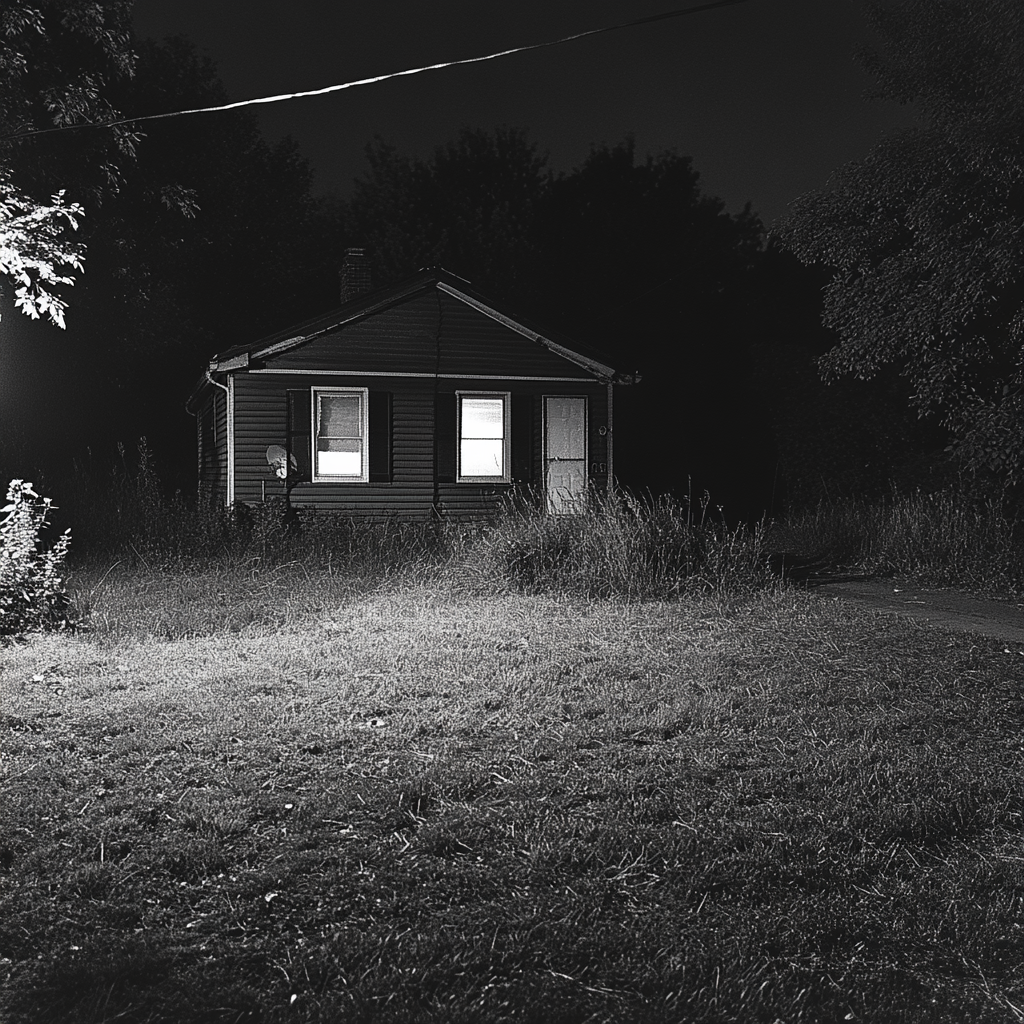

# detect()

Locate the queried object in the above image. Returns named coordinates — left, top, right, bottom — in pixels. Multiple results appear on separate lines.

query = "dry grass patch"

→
left=1, top=575, right=1021, bottom=1023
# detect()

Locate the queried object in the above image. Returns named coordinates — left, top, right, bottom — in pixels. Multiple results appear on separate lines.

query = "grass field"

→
left=1, top=564, right=1022, bottom=1023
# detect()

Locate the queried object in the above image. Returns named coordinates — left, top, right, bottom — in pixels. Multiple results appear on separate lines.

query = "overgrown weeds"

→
left=456, top=489, right=772, bottom=598
left=51, top=442, right=1023, bottom=600
left=770, top=486, right=1024, bottom=594
left=57, top=440, right=232, bottom=567
left=0, top=479, right=71, bottom=640
left=57, top=445, right=772, bottom=600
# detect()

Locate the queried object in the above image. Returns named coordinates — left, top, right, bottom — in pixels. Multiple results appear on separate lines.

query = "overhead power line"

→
left=2, top=0, right=756, bottom=142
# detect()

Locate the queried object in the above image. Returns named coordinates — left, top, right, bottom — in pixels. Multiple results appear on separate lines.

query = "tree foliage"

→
left=345, top=128, right=548, bottom=305
left=0, top=1, right=137, bottom=327
left=775, top=0, right=1024, bottom=489
left=3, top=33, right=344, bottom=488
left=0, top=174, right=84, bottom=327
left=535, top=139, right=763, bottom=343
left=91, top=35, right=333, bottom=360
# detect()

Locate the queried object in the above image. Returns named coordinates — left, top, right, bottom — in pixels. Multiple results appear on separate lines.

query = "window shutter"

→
left=286, top=389, right=311, bottom=481
left=368, top=391, right=392, bottom=482
left=435, top=391, right=457, bottom=483
left=511, top=393, right=533, bottom=486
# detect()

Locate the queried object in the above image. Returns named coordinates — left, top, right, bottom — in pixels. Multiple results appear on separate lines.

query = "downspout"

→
left=431, top=288, right=444, bottom=517
left=606, top=382, right=614, bottom=495
left=206, top=369, right=234, bottom=507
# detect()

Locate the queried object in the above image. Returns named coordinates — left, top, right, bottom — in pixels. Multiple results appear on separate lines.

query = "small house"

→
left=186, top=252, right=638, bottom=518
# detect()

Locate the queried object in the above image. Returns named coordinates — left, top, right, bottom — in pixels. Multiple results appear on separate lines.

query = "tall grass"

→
left=50, top=443, right=1022, bottom=601
left=770, top=486, right=1024, bottom=594
left=456, top=489, right=771, bottom=598
left=55, top=440, right=233, bottom=567
left=55, top=445, right=771, bottom=600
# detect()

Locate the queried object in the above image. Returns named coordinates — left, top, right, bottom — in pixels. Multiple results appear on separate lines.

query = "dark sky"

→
left=132, top=0, right=917, bottom=227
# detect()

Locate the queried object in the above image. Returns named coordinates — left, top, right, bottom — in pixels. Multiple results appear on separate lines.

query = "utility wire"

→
left=2, top=0, right=756, bottom=142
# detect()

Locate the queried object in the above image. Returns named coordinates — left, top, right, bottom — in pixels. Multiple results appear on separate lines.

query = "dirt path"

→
left=805, top=576, right=1024, bottom=648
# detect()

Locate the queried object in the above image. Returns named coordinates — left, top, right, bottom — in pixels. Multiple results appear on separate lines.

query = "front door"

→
left=545, top=396, right=587, bottom=514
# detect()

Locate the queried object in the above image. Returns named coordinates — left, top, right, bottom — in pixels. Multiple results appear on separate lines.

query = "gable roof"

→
left=203, top=267, right=638, bottom=384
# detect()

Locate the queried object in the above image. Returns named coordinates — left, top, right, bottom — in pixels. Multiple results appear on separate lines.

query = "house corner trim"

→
left=606, top=383, right=614, bottom=493
left=227, top=374, right=236, bottom=506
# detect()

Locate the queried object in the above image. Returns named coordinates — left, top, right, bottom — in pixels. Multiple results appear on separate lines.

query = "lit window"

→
left=313, top=388, right=368, bottom=481
left=458, top=393, right=509, bottom=482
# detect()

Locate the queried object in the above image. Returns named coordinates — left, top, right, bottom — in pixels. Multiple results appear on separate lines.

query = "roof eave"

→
left=211, top=352, right=249, bottom=372
left=435, top=280, right=621, bottom=381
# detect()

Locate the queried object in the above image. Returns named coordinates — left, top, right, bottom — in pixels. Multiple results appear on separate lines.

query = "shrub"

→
left=0, top=479, right=72, bottom=639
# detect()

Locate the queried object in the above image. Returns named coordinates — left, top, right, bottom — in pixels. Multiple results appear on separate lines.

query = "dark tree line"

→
left=9, top=2, right=1005, bottom=517
left=338, top=129, right=951, bottom=516
left=776, top=0, right=1023, bottom=501
left=2, top=29, right=346, bottom=487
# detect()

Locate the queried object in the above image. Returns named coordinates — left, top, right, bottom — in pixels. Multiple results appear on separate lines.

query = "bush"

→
left=0, top=480, right=72, bottom=639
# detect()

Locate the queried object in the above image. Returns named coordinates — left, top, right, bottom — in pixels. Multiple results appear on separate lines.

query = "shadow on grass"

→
left=12, top=935, right=266, bottom=1023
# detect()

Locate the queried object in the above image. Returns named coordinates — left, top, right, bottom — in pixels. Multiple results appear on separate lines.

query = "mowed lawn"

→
left=1, top=570, right=1021, bottom=1023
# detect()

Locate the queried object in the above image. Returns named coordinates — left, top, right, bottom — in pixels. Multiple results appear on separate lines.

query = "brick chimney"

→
left=339, top=248, right=373, bottom=303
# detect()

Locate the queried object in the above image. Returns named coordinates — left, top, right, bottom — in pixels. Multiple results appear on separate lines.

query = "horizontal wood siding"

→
left=435, top=292, right=593, bottom=378
left=229, top=368, right=611, bottom=519
left=196, top=403, right=207, bottom=498
left=234, top=372, right=436, bottom=516
left=233, top=373, right=288, bottom=504
left=261, top=288, right=596, bottom=380
left=267, top=293, right=440, bottom=374
left=434, top=380, right=609, bottom=519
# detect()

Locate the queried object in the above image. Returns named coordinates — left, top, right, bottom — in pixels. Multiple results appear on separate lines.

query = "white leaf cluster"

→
left=0, top=172, right=85, bottom=329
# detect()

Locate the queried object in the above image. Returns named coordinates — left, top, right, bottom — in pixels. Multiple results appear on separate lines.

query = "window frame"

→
left=456, top=390, right=511, bottom=484
left=311, top=386, right=370, bottom=483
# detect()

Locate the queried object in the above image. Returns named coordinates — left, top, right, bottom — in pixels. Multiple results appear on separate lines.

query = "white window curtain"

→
left=315, top=390, right=366, bottom=480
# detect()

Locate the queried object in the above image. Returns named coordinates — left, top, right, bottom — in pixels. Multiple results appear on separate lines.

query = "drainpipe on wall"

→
left=606, top=382, right=614, bottom=494
left=431, top=289, right=444, bottom=517
left=206, top=369, right=234, bottom=506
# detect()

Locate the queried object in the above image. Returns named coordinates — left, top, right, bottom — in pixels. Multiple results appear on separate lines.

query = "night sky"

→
left=132, top=0, right=916, bottom=226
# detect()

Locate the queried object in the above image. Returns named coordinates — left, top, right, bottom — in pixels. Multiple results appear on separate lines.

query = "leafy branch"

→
left=0, top=172, right=84, bottom=328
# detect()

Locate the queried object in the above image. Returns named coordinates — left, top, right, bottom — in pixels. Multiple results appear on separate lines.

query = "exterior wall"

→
left=229, top=371, right=610, bottom=518
left=270, top=293, right=439, bottom=374
left=233, top=372, right=437, bottom=514
left=435, top=379, right=610, bottom=519
left=233, top=372, right=289, bottom=505
left=436, top=293, right=590, bottom=378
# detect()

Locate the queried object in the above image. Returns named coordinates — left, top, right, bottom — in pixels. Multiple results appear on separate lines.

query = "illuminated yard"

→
left=1, top=571, right=1021, bottom=1023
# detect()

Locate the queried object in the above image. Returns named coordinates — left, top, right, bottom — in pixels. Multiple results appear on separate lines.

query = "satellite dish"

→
left=266, top=445, right=298, bottom=479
